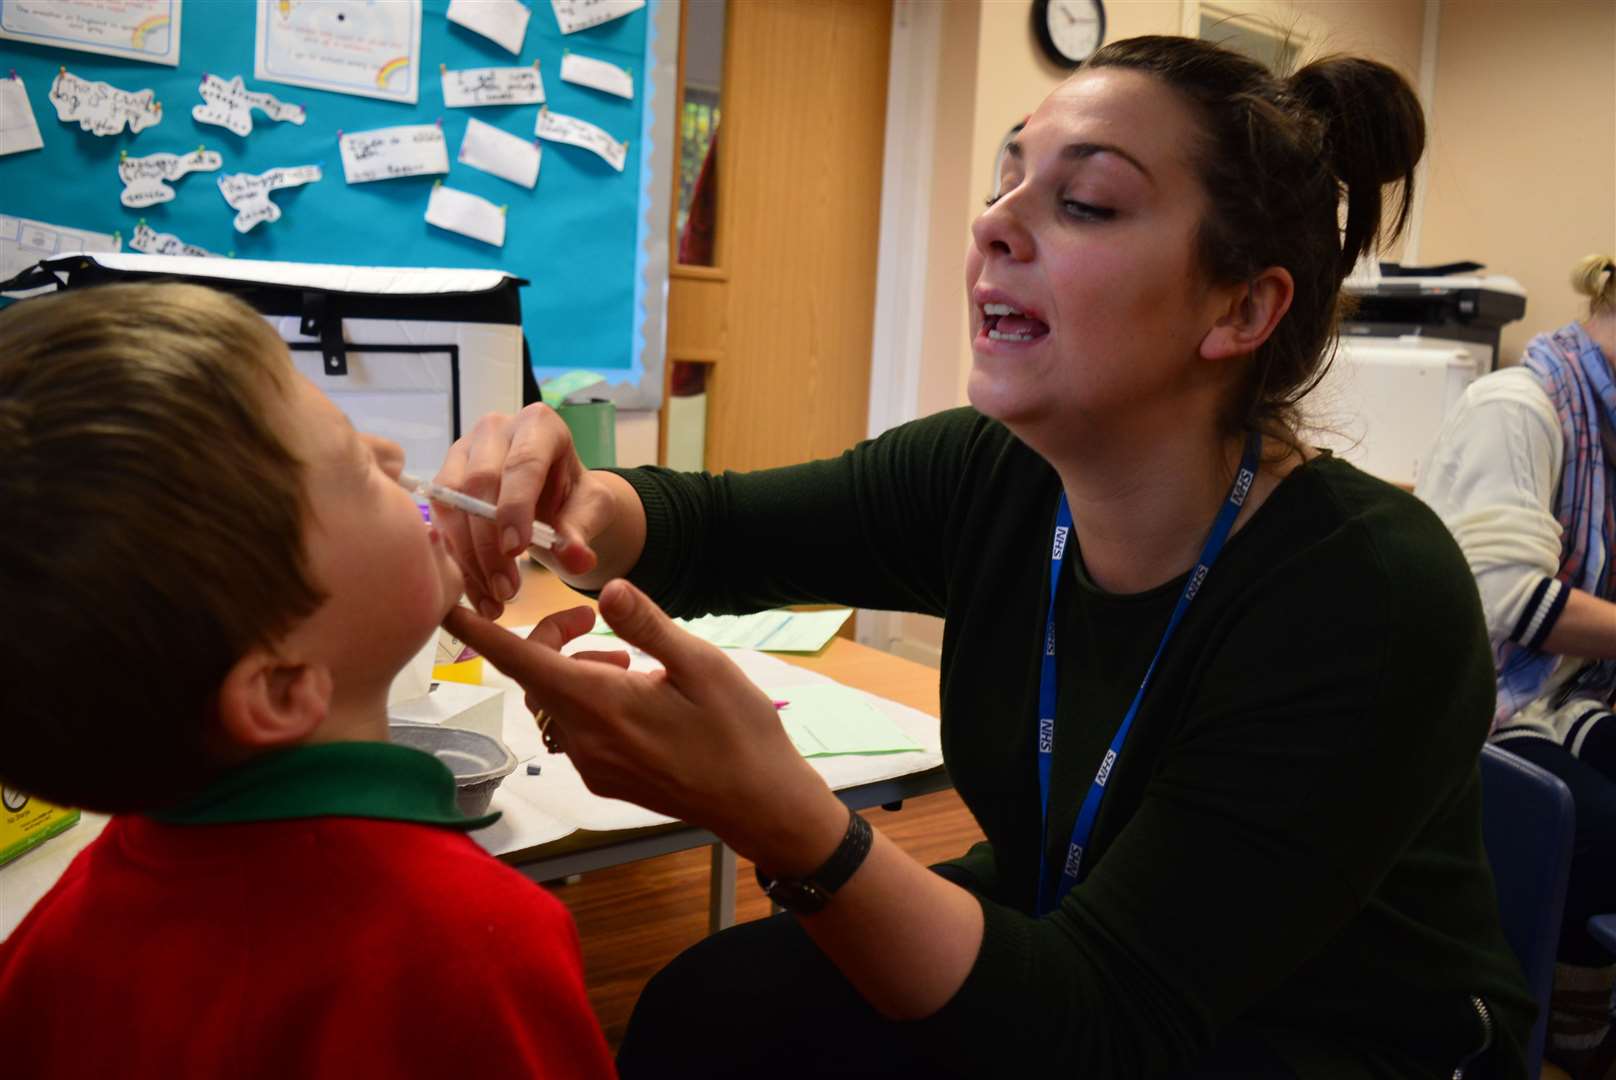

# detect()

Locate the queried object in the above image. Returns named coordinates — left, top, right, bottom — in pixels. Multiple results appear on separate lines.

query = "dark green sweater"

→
left=619, top=407, right=1532, bottom=1079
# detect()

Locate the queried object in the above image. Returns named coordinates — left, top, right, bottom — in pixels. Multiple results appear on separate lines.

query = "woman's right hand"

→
left=434, top=403, right=636, bottom=618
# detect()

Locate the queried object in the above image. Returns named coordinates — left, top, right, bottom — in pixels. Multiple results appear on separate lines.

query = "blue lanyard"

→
left=1035, top=431, right=1262, bottom=915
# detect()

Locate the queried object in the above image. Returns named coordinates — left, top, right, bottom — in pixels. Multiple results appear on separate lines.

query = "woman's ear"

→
left=1200, top=266, right=1295, bottom=362
left=216, top=648, right=333, bottom=751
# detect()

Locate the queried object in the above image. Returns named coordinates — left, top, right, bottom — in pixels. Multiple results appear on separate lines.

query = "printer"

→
left=1307, top=268, right=1527, bottom=487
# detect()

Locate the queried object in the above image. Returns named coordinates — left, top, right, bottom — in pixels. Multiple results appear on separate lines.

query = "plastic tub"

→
left=389, top=722, right=517, bottom=818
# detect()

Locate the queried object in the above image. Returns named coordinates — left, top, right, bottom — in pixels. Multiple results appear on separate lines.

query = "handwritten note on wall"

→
left=457, top=117, right=540, bottom=189
left=129, top=221, right=215, bottom=258
left=441, top=64, right=544, bottom=108
left=551, top=0, right=643, bottom=35
left=192, top=74, right=305, bottom=137
left=425, top=184, right=506, bottom=247
left=446, top=0, right=529, bottom=55
left=118, top=148, right=222, bottom=208
left=559, top=52, right=632, bottom=100
left=49, top=69, right=162, bottom=137
left=0, top=0, right=182, bottom=67
left=536, top=108, right=625, bottom=172
left=338, top=124, right=449, bottom=184
left=217, top=165, right=321, bottom=233
left=0, top=76, right=44, bottom=156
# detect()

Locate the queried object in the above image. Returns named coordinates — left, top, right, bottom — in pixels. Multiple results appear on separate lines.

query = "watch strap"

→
left=755, top=807, right=873, bottom=914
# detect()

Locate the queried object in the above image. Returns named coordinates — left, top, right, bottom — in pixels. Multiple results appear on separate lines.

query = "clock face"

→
left=1041, top=0, right=1104, bottom=67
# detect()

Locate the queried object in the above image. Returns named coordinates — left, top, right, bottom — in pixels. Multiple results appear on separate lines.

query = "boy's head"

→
left=0, top=283, right=462, bottom=813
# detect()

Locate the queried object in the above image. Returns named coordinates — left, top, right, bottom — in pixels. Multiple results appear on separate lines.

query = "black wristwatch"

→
left=754, top=807, right=873, bottom=915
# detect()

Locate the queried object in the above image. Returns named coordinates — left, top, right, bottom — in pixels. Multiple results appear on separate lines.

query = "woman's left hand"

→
left=442, top=580, right=848, bottom=874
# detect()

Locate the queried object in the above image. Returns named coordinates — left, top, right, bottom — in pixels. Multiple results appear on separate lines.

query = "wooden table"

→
left=492, top=563, right=951, bottom=931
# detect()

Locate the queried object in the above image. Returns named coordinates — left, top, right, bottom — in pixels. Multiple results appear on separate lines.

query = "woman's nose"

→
left=971, top=194, right=1033, bottom=262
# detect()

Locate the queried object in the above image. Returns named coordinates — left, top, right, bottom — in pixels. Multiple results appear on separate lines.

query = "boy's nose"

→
left=361, top=433, right=406, bottom=478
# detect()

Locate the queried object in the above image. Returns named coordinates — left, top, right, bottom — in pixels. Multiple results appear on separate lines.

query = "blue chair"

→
left=1479, top=743, right=1576, bottom=1077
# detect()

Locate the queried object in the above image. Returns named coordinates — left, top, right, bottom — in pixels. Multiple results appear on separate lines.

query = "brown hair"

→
left=1572, top=253, right=1616, bottom=318
left=0, top=283, right=325, bottom=812
left=1085, top=36, right=1426, bottom=444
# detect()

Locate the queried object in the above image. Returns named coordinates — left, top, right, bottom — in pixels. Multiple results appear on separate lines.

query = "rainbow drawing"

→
left=130, top=15, right=170, bottom=51
left=376, top=56, right=410, bottom=90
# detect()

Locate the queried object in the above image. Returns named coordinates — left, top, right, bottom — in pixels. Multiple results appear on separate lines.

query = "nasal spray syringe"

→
left=397, top=471, right=560, bottom=552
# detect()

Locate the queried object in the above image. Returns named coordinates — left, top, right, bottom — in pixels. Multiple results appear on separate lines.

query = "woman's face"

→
left=965, top=67, right=1236, bottom=451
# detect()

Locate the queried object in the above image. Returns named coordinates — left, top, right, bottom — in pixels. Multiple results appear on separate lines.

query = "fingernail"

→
left=478, top=598, right=501, bottom=619
left=494, top=574, right=517, bottom=602
left=502, top=527, right=521, bottom=556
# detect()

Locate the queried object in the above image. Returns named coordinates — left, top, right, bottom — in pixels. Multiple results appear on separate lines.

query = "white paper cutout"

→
left=216, top=165, right=321, bottom=233
left=339, top=124, right=449, bottom=184
left=550, top=0, right=643, bottom=35
left=535, top=107, right=625, bottom=172
left=559, top=52, right=632, bottom=99
left=0, top=76, right=44, bottom=156
left=446, top=0, right=529, bottom=55
left=441, top=64, right=544, bottom=108
left=192, top=74, right=306, bottom=137
left=1, top=213, right=120, bottom=299
left=457, top=118, right=540, bottom=189
left=129, top=221, right=215, bottom=258
left=118, top=148, right=223, bottom=208
left=0, top=0, right=182, bottom=67
left=425, top=184, right=505, bottom=247
left=49, top=69, right=162, bottom=137
left=255, top=0, right=422, bottom=105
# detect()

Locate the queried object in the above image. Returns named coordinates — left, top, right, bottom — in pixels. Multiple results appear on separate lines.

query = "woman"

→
left=442, top=37, right=1532, bottom=1079
left=1418, top=254, right=1616, bottom=1078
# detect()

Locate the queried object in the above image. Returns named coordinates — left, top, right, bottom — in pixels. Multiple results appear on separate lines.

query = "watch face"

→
left=1042, top=0, right=1104, bottom=67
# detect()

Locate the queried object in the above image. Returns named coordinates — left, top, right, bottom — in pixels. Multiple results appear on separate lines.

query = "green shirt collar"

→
left=152, top=741, right=500, bottom=831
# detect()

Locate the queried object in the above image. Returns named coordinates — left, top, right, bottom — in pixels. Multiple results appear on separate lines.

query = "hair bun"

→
left=1288, top=56, right=1425, bottom=275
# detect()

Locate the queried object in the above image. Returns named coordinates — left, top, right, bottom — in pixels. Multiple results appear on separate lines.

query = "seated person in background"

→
left=0, top=284, right=615, bottom=1079
left=1419, top=253, right=1616, bottom=1079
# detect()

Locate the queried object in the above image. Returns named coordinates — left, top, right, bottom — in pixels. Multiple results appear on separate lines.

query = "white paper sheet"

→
left=338, top=123, right=449, bottom=184
left=447, top=0, right=530, bottom=55
left=535, top=107, right=625, bottom=172
left=550, top=0, right=643, bottom=35
left=48, top=69, right=162, bottom=137
left=191, top=73, right=305, bottom=137
left=0, top=214, right=120, bottom=298
left=440, top=63, right=544, bottom=108
left=0, top=0, right=182, bottom=66
left=559, top=51, right=632, bottom=99
left=457, top=117, right=540, bottom=189
left=128, top=221, right=214, bottom=257
left=216, top=165, right=322, bottom=233
left=425, top=183, right=506, bottom=247
left=0, top=76, right=43, bottom=156
left=484, top=635, right=943, bottom=834
left=255, top=0, right=422, bottom=105
left=117, top=148, right=222, bottom=208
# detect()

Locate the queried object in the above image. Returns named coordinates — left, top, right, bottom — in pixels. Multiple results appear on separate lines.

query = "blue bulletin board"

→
left=0, top=0, right=676, bottom=406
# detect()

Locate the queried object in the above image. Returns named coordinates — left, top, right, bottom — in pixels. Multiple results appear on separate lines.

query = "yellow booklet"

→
left=1, top=788, right=79, bottom=867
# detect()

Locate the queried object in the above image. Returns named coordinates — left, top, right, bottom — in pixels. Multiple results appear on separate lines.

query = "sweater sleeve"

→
left=907, top=500, right=1501, bottom=1076
left=609, top=407, right=990, bottom=618
left=1416, top=368, right=1568, bottom=649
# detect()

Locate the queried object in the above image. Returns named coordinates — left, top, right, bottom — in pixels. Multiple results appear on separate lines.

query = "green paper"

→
left=589, top=608, right=853, bottom=653
left=767, top=684, right=924, bottom=757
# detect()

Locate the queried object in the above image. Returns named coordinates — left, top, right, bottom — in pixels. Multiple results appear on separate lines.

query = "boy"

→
left=0, top=283, right=615, bottom=1078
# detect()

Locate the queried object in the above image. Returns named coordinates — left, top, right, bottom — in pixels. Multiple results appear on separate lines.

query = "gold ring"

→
left=535, top=708, right=564, bottom=755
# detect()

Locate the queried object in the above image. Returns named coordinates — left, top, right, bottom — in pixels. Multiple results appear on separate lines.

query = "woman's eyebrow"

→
left=1004, top=139, right=1154, bottom=183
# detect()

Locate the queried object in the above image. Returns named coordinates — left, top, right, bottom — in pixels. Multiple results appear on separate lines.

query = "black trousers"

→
left=617, top=878, right=1297, bottom=1079
left=1497, top=730, right=1616, bottom=965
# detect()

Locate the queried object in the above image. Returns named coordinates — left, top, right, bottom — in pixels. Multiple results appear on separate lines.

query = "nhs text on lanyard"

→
left=1035, top=432, right=1261, bottom=915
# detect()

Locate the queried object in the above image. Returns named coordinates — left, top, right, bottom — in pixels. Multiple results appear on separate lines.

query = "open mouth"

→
left=982, top=302, right=1050, bottom=343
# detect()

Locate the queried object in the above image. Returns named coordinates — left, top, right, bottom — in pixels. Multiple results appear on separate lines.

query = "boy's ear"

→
left=1200, top=266, right=1295, bottom=362
left=216, top=648, right=332, bottom=750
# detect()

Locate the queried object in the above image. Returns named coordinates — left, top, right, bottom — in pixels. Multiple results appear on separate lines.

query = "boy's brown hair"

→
left=0, top=283, right=326, bottom=812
